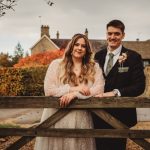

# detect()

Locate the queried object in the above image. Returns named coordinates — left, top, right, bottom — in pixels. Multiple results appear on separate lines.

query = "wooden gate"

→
left=0, top=96, right=150, bottom=150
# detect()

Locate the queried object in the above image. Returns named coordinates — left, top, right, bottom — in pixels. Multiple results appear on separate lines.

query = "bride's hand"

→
left=70, top=85, right=90, bottom=96
left=94, top=93, right=104, bottom=97
left=59, top=93, right=76, bottom=107
left=95, top=91, right=115, bottom=97
left=77, top=85, right=91, bottom=96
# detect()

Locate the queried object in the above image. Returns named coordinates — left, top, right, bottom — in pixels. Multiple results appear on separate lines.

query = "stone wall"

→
left=137, top=66, right=150, bottom=121
left=143, top=66, right=150, bottom=97
left=31, top=37, right=59, bottom=55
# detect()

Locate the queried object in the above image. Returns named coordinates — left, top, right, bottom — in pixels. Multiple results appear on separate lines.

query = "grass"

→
left=0, top=123, right=21, bottom=128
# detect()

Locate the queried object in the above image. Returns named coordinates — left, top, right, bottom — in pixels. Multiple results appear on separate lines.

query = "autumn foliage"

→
left=14, top=49, right=64, bottom=68
left=0, top=66, right=46, bottom=96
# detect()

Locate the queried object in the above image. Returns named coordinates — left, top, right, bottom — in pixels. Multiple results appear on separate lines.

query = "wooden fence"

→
left=0, top=96, right=150, bottom=150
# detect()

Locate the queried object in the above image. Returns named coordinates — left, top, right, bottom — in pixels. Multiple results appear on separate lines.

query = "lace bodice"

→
left=44, top=59, right=105, bottom=98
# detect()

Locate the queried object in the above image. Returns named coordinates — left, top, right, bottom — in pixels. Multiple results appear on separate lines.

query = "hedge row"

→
left=0, top=66, right=149, bottom=96
left=0, top=66, right=48, bottom=96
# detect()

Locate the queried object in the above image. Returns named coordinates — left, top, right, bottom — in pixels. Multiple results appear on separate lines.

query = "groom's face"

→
left=106, top=26, right=125, bottom=51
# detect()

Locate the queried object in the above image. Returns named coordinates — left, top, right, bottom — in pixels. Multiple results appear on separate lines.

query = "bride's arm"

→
left=90, top=63, right=105, bottom=96
left=44, top=59, right=71, bottom=97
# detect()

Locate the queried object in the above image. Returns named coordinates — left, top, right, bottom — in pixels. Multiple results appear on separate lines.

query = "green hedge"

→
left=0, top=66, right=48, bottom=96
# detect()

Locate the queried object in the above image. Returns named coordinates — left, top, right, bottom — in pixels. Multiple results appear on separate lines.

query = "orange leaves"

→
left=14, top=49, right=64, bottom=68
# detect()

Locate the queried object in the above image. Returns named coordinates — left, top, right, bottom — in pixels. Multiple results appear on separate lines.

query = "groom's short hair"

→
left=107, top=20, right=125, bottom=33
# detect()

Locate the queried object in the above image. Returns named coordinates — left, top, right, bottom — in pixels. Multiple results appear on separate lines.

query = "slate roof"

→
left=52, top=38, right=150, bottom=59
left=123, top=40, right=150, bottom=59
left=51, top=39, right=107, bottom=52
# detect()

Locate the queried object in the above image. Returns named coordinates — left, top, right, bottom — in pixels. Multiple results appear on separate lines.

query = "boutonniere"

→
left=118, top=52, right=129, bottom=73
left=118, top=52, right=127, bottom=64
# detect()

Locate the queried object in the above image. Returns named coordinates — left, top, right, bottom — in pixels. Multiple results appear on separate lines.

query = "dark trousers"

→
left=95, top=138, right=127, bottom=150
left=92, top=113, right=127, bottom=150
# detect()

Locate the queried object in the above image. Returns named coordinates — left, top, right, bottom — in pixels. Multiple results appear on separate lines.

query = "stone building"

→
left=30, top=25, right=150, bottom=66
left=30, top=25, right=59, bottom=55
left=123, top=40, right=150, bottom=66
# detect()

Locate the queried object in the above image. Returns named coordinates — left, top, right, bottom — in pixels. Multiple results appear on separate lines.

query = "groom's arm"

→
left=119, top=52, right=145, bottom=97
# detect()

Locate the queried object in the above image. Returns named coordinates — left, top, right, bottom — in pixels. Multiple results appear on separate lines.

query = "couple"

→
left=34, top=20, right=145, bottom=150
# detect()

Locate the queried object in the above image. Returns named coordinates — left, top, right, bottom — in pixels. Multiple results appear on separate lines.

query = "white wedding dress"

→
left=34, top=59, right=104, bottom=150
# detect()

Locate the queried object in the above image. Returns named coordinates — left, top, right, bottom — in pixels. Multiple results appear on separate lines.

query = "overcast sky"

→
left=0, top=0, right=150, bottom=55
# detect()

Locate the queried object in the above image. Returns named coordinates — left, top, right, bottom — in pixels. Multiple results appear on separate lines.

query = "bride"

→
left=34, top=33, right=104, bottom=150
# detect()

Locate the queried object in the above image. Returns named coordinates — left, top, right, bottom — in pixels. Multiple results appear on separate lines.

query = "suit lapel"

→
left=100, top=49, right=107, bottom=72
left=100, top=49, right=107, bottom=77
left=120, top=46, right=128, bottom=55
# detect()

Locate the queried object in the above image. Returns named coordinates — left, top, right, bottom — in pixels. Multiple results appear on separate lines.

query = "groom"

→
left=93, top=20, right=145, bottom=150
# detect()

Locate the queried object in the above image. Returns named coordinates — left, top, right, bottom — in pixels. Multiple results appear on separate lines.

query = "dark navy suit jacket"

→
left=94, top=46, right=145, bottom=126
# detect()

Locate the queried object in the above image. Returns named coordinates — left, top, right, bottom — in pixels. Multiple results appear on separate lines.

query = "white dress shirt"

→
left=104, top=45, right=122, bottom=96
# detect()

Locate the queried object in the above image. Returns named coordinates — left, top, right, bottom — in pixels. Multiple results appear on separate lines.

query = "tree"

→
left=0, top=52, right=12, bottom=67
left=11, top=42, right=24, bottom=65
left=0, top=0, right=55, bottom=17
left=14, top=42, right=24, bottom=57
left=0, top=0, right=17, bottom=17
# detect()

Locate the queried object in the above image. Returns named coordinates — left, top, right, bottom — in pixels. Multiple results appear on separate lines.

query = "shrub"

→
left=0, top=66, right=48, bottom=96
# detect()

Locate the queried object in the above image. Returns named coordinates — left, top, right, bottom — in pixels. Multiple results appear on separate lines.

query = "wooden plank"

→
left=6, top=109, right=70, bottom=150
left=0, top=96, right=59, bottom=108
left=91, top=109, right=150, bottom=150
left=0, top=96, right=150, bottom=150
left=1, top=128, right=150, bottom=138
left=91, top=109, right=127, bottom=129
left=37, top=109, right=70, bottom=129
left=132, top=139, right=150, bottom=150
left=1, top=96, right=150, bottom=108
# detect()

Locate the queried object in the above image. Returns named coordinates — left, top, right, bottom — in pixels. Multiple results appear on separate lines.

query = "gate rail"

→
left=0, top=96, right=150, bottom=150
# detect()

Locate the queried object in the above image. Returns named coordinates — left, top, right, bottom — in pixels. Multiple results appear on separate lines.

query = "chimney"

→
left=85, top=28, right=88, bottom=38
left=56, top=31, right=59, bottom=39
left=41, top=25, right=50, bottom=38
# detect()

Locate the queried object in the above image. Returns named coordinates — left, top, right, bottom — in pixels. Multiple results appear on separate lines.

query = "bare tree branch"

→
left=0, top=0, right=55, bottom=17
left=0, top=0, right=17, bottom=17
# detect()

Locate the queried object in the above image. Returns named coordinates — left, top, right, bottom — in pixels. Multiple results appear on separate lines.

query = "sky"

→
left=0, top=0, right=150, bottom=55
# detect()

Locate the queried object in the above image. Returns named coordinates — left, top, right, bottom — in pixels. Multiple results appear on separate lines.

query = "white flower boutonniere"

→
left=118, top=52, right=127, bottom=64
left=118, top=52, right=129, bottom=73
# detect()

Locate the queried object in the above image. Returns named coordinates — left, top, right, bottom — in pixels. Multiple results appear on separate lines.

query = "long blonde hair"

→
left=59, top=34, right=96, bottom=86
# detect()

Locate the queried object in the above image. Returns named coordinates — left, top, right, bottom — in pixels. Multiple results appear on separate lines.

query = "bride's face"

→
left=72, top=38, right=86, bottom=59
